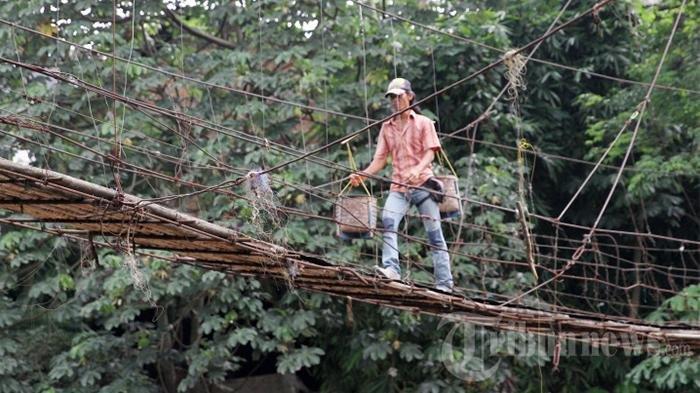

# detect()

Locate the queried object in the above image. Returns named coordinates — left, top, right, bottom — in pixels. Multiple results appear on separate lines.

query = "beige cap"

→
left=385, top=77, right=412, bottom=96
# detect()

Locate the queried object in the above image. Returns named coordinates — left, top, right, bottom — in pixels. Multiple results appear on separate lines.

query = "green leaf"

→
left=276, top=346, right=324, bottom=374
left=58, top=273, right=75, bottom=291
left=398, top=342, right=423, bottom=362
left=362, top=341, right=392, bottom=361
left=227, top=328, right=257, bottom=348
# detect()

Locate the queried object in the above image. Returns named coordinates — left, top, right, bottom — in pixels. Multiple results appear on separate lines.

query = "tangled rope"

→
left=243, top=169, right=283, bottom=238
left=503, top=49, right=528, bottom=102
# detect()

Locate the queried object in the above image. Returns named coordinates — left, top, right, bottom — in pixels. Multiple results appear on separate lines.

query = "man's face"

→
left=387, top=92, right=411, bottom=113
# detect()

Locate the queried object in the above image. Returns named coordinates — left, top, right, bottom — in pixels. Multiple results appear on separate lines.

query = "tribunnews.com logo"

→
left=439, top=313, right=693, bottom=381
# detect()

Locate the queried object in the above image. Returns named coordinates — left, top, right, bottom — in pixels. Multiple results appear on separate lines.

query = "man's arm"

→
left=350, top=155, right=386, bottom=186
left=404, top=148, right=436, bottom=183
left=349, top=126, right=389, bottom=187
left=404, top=117, right=441, bottom=184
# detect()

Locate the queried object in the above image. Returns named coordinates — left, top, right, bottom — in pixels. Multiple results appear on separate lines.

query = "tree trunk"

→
left=157, top=309, right=179, bottom=393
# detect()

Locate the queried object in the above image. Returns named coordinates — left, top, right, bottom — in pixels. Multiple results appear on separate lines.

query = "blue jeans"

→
left=381, top=190, right=453, bottom=288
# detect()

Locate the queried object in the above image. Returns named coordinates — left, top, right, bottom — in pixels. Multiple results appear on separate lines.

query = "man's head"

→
left=385, top=77, right=415, bottom=113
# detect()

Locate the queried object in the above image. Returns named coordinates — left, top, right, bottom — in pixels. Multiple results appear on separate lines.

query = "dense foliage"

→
left=0, top=0, right=697, bottom=392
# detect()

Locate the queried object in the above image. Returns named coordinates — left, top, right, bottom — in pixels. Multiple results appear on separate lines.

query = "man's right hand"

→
left=349, top=172, right=367, bottom=187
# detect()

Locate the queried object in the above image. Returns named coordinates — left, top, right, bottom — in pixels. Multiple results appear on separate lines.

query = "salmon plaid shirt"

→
left=373, top=110, right=441, bottom=193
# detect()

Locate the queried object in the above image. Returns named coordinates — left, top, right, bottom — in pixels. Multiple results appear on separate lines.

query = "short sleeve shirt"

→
left=374, top=110, right=441, bottom=192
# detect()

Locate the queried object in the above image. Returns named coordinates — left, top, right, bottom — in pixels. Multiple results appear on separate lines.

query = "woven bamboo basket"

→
left=435, top=175, right=462, bottom=219
left=335, top=195, right=377, bottom=239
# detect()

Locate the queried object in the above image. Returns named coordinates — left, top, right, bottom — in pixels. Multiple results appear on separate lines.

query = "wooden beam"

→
left=0, top=198, right=90, bottom=205
left=1, top=157, right=698, bottom=351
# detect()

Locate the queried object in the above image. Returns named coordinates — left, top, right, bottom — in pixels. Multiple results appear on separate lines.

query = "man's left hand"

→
left=405, top=167, right=421, bottom=184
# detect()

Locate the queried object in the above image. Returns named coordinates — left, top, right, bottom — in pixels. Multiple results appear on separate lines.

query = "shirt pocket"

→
left=408, top=127, right=425, bottom=154
left=385, top=131, right=399, bottom=153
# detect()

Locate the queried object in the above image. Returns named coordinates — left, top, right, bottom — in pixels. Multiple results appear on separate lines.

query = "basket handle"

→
left=436, top=148, right=459, bottom=178
left=340, top=143, right=371, bottom=197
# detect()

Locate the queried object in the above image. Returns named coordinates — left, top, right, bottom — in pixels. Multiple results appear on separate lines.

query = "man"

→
left=349, top=78, right=454, bottom=292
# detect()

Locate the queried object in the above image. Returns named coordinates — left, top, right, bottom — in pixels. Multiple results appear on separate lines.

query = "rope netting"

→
left=0, top=0, right=697, bottom=347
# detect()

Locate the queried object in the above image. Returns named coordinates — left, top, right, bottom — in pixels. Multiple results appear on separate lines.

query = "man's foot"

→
left=435, top=284, right=453, bottom=293
left=375, top=266, right=400, bottom=280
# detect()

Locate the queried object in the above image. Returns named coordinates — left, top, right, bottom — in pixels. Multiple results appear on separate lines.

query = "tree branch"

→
left=164, top=8, right=237, bottom=50
left=82, top=14, right=133, bottom=24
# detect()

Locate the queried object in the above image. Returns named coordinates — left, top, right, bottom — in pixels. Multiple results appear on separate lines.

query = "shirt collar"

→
left=387, top=109, right=416, bottom=126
